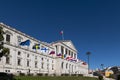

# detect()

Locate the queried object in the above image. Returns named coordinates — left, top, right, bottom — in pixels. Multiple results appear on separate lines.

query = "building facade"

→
left=0, top=23, right=88, bottom=76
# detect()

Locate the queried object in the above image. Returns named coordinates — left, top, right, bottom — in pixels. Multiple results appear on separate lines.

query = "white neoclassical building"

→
left=0, top=23, right=88, bottom=76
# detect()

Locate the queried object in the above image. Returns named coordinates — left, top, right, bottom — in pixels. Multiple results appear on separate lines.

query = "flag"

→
left=66, top=56, right=73, bottom=61
left=60, top=30, right=64, bottom=40
left=82, top=62, right=87, bottom=65
left=19, top=40, right=30, bottom=46
left=61, top=54, right=64, bottom=59
left=64, top=54, right=67, bottom=58
left=60, top=30, right=63, bottom=35
left=49, top=51, right=55, bottom=55
left=56, top=53, right=62, bottom=57
left=71, top=59, right=77, bottom=62
left=41, top=47, right=49, bottom=52
left=32, top=44, right=40, bottom=50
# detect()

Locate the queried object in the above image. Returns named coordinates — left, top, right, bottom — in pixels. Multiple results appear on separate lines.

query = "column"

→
left=58, top=45, right=61, bottom=54
left=73, top=53, right=75, bottom=58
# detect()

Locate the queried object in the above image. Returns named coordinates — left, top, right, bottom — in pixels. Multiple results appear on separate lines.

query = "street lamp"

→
left=86, top=52, right=91, bottom=74
left=101, top=64, right=104, bottom=70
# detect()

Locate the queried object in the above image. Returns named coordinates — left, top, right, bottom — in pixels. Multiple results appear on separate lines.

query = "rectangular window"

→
left=17, top=58, right=21, bottom=66
left=66, top=63, right=68, bottom=69
left=6, top=34, right=10, bottom=42
left=71, top=52, right=73, bottom=57
left=65, top=49, right=67, bottom=55
left=41, top=62, right=44, bottom=69
left=27, top=60, right=29, bottom=67
left=52, top=64, right=54, bottom=70
left=61, top=62, right=64, bottom=69
left=35, top=61, right=37, bottom=68
left=41, top=58, right=43, bottom=61
left=27, top=54, right=29, bottom=58
left=35, top=56, right=37, bottom=59
left=55, top=45, right=58, bottom=54
left=74, top=54, right=76, bottom=59
left=6, top=57, right=10, bottom=64
left=47, top=64, right=49, bottom=70
left=18, top=51, right=21, bottom=56
left=61, top=46, right=64, bottom=54
left=69, top=50, right=70, bottom=55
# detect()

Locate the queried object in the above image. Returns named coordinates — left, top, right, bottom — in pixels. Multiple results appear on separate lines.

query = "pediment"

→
left=62, top=40, right=77, bottom=51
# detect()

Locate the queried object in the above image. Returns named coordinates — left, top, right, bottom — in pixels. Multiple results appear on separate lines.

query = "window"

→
left=41, top=62, right=44, bottom=69
left=61, top=62, right=64, bottom=69
left=6, top=56, right=10, bottom=64
left=18, top=51, right=21, bottom=55
left=71, top=52, right=73, bottom=57
left=27, top=54, right=29, bottom=58
left=47, top=64, right=49, bottom=70
left=55, top=45, right=58, bottom=54
left=74, top=54, right=76, bottom=59
left=65, top=48, right=67, bottom=55
left=5, top=70, right=10, bottom=72
left=66, top=63, right=68, bottom=69
left=27, top=60, right=29, bottom=67
left=41, top=58, right=43, bottom=61
left=35, top=56, right=37, bottom=59
left=69, top=50, right=71, bottom=55
left=6, top=34, right=10, bottom=42
left=17, top=58, right=21, bottom=66
left=35, top=61, right=37, bottom=68
left=61, top=46, right=64, bottom=54
left=52, top=64, right=54, bottom=70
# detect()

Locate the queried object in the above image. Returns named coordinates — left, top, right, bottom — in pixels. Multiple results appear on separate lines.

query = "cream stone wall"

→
left=0, top=23, right=88, bottom=76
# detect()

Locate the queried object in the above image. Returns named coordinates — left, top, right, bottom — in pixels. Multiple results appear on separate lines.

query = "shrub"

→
left=71, top=74, right=77, bottom=76
left=27, top=73, right=33, bottom=76
left=44, top=73, right=48, bottom=76
left=108, top=74, right=114, bottom=79
left=37, top=73, right=43, bottom=76
left=78, top=74, right=83, bottom=76
left=98, top=76, right=103, bottom=80
left=19, top=73, right=25, bottom=76
left=116, top=75, right=120, bottom=80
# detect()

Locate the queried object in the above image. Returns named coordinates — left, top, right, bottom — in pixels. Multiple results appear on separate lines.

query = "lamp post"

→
left=101, top=64, right=104, bottom=70
left=86, top=52, right=91, bottom=74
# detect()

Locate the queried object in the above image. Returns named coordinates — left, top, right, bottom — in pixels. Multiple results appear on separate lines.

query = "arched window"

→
left=66, top=63, right=68, bottom=69
left=61, top=62, right=64, bottom=69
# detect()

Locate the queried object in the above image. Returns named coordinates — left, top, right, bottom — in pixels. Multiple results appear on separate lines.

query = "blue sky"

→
left=0, top=0, right=120, bottom=69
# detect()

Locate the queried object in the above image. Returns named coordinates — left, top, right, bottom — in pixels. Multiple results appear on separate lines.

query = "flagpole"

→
left=62, top=32, right=64, bottom=40
left=60, top=30, right=64, bottom=40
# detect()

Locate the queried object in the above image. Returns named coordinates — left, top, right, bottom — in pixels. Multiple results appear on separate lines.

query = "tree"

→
left=86, top=51, right=91, bottom=74
left=0, top=26, right=9, bottom=57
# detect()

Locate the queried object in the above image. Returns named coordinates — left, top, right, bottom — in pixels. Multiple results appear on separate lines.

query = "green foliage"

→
left=117, top=75, right=120, bottom=80
left=0, top=26, right=9, bottom=57
left=0, top=27, right=4, bottom=41
left=15, top=76, right=98, bottom=80
left=108, top=74, right=115, bottom=79
left=98, top=76, right=103, bottom=80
